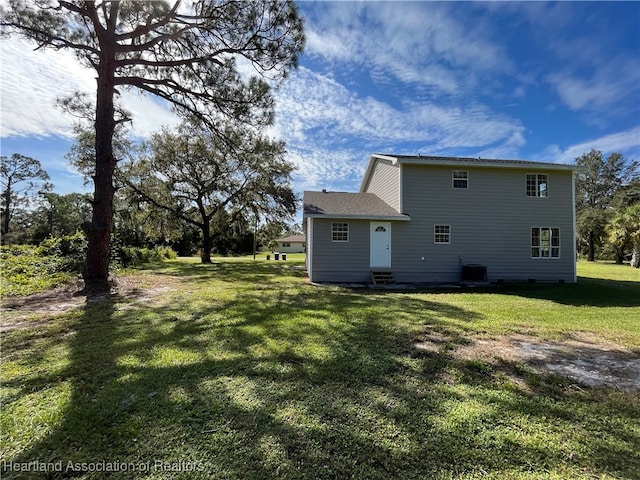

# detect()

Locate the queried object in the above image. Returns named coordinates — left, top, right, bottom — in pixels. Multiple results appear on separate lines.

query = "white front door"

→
left=370, top=222, right=391, bottom=267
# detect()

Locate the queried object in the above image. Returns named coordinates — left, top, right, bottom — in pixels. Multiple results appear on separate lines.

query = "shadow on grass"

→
left=491, top=276, right=640, bottom=307
left=2, top=261, right=639, bottom=479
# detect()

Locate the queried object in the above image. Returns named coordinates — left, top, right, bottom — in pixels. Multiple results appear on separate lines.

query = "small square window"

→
left=434, top=225, right=451, bottom=244
left=526, top=174, right=549, bottom=197
left=452, top=170, right=468, bottom=189
left=332, top=222, right=349, bottom=242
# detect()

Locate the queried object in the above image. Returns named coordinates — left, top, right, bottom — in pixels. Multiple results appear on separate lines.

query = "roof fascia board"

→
left=304, top=214, right=411, bottom=221
left=398, top=157, right=584, bottom=171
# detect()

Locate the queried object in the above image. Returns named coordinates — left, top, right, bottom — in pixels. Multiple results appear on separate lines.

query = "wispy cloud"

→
left=0, top=37, right=94, bottom=138
left=1, top=37, right=179, bottom=139
left=539, top=127, right=640, bottom=164
left=303, top=2, right=512, bottom=98
left=273, top=67, right=525, bottom=154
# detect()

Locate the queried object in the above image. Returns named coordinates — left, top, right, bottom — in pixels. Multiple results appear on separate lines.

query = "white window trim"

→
left=331, top=222, right=349, bottom=242
left=452, top=170, right=469, bottom=189
left=526, top=173, right=549, bottom=198
left=531, top=226, right=560, bottom=259
left=434, top=224, right=451, bottom=244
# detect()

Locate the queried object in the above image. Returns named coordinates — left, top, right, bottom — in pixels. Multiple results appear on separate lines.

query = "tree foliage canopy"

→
left=575, top=149, right=639, bottom=262
left=1, top=153, right=52, bottom=240
left=123, top=120, right=297, bottom=262
left=1, top=0, right=304, bottom=288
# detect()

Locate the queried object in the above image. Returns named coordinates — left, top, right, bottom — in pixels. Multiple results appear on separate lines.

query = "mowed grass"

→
left=1, top=257, right=639, bottom=479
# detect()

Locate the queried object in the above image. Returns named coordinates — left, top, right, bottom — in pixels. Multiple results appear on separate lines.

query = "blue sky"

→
left=1, top=1, right=639, bottom=198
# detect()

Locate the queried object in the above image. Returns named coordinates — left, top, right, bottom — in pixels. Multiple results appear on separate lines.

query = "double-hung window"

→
left=526, top=174, right=548, bottom=197
left=434, top=225, right=451, bottom=244
left=531, top=227, right=560, bottom=258
left=452, top=170, right=468, bottom=189
left=331, top=222, right=349, bottom=242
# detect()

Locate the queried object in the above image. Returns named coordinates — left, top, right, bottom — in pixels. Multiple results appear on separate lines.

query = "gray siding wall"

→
left=393, top=165, right=576, bottom=283
left=362, top=159, right=401, bottom=211
left=309, top=218, right=372, bottom=283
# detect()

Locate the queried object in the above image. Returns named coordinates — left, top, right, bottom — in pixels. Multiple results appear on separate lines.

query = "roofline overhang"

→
left=396, top=157, right=586, bottom=171
left=304, top=213, right=411, bottom=221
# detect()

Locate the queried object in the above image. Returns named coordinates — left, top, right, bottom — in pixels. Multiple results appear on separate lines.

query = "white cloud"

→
left=274, top=67, right=525, bottom=153
left=1, top=37, right=180, bottom=140
left=546, top=58, right=640, bottom=117
left=0, top=37, right=95, bottom=138
left=302, top=2, right=512, bottom=98
left=539, top=127, right=640, bottom=164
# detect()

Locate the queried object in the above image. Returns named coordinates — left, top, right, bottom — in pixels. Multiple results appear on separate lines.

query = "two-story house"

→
left=303, top=154, right=582, bottom=284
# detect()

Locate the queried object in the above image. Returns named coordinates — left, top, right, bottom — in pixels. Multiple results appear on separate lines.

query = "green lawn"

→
left=1, top=258, right=638, bottom=479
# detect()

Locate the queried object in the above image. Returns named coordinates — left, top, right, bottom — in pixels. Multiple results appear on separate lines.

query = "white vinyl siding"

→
left=331, top=222, right=349, bottom=242
left=526, top=173, right=548, bottom=197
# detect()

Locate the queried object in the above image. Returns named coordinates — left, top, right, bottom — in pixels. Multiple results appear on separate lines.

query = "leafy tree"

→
left=575, top=149, right=638, bottom=261
left=31, top=192, right=93, bottom=243
left=608, top=204, right=640, bottom=268
left=1, top=153, right=52, bottom=242
left=123, top=121, right=297, bottom=263
left=1, top=0, right=304, bottom=289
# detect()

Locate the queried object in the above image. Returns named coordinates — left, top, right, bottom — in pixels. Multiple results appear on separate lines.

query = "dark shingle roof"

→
left=372, top=153, right=583, bottom=169
left=303, top=191, right=409, bottom=220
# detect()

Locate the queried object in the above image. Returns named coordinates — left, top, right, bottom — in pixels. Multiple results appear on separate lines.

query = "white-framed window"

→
left=531, top=227, right=560, bottom=258
left=434, top=225, right=451, bottom=244
left=331, top=222, right=349, bottom=242
left=282, top=242, right=291, bottom=247
left=452, top=170, right=468, bottom=189
left=526, top=173, right=548, bottom=197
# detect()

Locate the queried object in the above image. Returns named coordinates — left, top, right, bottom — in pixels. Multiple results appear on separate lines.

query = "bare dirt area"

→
left=450, top=333, right=640, bottom=392
left=0, top=273, right=182, bottom=332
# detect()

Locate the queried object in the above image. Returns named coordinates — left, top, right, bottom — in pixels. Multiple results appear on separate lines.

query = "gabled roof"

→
left=360, top=153, right=584, bottom=192
left=277, top=235, right=305, bottom=243
left=303, top=191, right=410, bottom=221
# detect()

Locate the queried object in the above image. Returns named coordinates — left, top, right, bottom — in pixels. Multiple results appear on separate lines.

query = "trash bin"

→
left=266, top=255, right=270, bottom=260
left=274, top=252, right=279, bottom=260
left=282, top=253, right=287, bottom=261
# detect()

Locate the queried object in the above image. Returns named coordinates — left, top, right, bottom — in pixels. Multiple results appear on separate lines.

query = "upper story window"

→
left=331, top=222, right=349, bottom=242
left=526, top=174, right=548, bottom=197
left=452, top=170, right=468, bottom=189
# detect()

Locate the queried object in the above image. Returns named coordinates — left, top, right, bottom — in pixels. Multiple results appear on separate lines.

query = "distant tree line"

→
left=575, top=149, right=639, bottom=267
left=1, top=140, right=302, bottom=262
left=4, top=146, right=639, bottom=269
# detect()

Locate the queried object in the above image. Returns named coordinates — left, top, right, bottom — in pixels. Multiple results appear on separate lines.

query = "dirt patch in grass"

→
left=450, top=333, right=640, bottom=392
left=0, top=273, right=182, bottom=331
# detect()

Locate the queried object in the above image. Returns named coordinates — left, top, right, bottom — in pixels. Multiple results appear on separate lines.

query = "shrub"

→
left=117, top=245, right=177, bottom=267
left=39, top=232, right=87, bottom=272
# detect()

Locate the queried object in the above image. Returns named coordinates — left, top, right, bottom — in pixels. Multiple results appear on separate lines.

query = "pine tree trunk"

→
left=83, top=50, right=116, bottom=292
